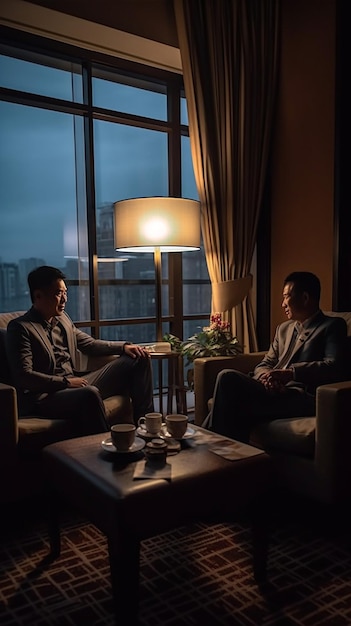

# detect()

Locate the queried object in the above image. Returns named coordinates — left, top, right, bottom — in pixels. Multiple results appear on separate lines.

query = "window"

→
left=0, top=34, right=210, bottom=345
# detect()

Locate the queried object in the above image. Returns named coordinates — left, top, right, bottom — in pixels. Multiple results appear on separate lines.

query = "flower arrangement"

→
left=164, top=313, right=242, bottom=366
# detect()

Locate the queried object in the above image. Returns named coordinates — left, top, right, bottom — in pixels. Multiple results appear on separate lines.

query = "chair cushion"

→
left=18, top=417, right=75, bottom=453
left=18, top=396, right=133, bottom=454
left=103, top=395, right=133, bottom=425
left=0, top=328, right=12, bottom=385
left=251, top=416, right=316, bottom=458
left=207, top=395, right=315, bottom=458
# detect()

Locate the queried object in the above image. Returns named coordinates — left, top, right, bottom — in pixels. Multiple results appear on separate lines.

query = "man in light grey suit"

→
left=6, top=266, right=154, bottom=435
left=210, top=272, right=347, bottom=443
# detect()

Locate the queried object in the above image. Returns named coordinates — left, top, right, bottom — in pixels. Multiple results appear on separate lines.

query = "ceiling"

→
left=27, top=0, right=179, bottom=48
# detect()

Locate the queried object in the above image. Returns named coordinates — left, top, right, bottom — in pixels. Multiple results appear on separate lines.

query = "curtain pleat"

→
left=174, top=0, right=280, bottom=351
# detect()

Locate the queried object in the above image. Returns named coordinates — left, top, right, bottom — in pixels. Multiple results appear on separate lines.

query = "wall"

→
left=270, top=0, right=336, bottom=334
left=28, top=0, right=179, bottom=48
left=0, top=0, right=181, bottom=72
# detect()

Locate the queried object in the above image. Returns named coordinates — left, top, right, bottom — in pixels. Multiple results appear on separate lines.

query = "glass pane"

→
left=98, top=280, right=169, bottom=321
left=183, top=318, right=209, bottom=342
left=0, top=46, right=83, bottom=102
left=64, top=283, right=91, bottom=322
left=100, top=322, right=156, bottom=344
left=0, top=101, right=89, bottom=315
left=181, top=135, right=198, bottom=200
left=183, top=282, right=212, bottom=317
left=94, top=119, right=169, bottom=322
left=181, top=136, right=211, bottom=316
left=181, top=96, right=189, bottom=125
left=94, top=120, right=168, bottom=205
left=92, top=66, right=167, bottom=120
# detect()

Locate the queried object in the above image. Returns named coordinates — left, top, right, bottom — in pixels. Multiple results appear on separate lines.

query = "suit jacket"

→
left=6, top=307, right=126, bottom=410
left=253, top=311, right=347, bottom=395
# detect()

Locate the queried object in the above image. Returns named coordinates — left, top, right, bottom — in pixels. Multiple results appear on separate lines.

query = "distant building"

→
left=18, top=258, right=46, bottom=294
left=0, top=262, right=19, bottom=299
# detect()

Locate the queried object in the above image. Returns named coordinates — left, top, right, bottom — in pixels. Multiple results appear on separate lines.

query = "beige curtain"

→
left=174, top=0, right=280, bottom=352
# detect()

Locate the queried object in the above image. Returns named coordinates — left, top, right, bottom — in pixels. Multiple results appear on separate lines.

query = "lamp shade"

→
left=114, top=197, right=200, bottom=252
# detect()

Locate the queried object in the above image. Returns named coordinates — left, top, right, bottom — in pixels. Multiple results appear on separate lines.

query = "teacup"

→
left=138, top=412, right=163, bottom=435
left=165, top=414, right=188, bottom=439
left=110, top=423, right=136, bottom=451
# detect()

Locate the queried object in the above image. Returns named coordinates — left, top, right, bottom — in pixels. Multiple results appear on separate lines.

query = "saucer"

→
left=137, top=425, right=165, bottom=440
left=101, top=436, right=145, bottom=454
left=161, top=425, right=196, bottom=440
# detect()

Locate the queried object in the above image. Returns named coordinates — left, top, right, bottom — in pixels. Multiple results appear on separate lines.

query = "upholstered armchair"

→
left=193, top=312, right=351, bottom=505
left=0, top=311, right=132, bottom=504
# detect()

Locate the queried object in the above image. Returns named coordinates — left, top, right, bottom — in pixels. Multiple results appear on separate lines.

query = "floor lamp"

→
left=113, top=197, right=201, bottom=341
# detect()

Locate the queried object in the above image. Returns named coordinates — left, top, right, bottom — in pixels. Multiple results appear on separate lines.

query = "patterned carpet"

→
left=1, top=498, right=351, bottom=626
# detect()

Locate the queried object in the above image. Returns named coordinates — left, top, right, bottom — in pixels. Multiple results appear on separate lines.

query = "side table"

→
left=144, top=342, right=187, bottom=415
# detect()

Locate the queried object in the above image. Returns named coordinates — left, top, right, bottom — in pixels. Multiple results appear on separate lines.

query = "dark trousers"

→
left=210, top=369, right=315, bottom=443
left=33, top=355, right=154, bottom=436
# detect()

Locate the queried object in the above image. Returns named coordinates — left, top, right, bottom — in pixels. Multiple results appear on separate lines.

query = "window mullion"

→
left=82, top=61, right=100, bottom=337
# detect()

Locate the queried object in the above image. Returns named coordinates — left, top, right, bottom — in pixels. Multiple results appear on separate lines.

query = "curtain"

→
left=174, top=0, right=280, bottom=351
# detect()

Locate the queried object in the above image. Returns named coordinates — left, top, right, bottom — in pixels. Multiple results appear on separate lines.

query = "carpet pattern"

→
left=1, top=505, right=351, bottom=625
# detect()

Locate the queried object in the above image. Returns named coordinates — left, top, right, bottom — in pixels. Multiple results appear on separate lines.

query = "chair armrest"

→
left=0, top=383, right=19, bottom=462
left=315, top=381, right=351, bottom=501
left=193, top=352, right=265, bottom=425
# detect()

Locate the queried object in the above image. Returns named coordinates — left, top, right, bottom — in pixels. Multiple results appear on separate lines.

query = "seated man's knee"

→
left=81, top=385, right=104, bottom=407
left=217, top=368, right=241, bottom=385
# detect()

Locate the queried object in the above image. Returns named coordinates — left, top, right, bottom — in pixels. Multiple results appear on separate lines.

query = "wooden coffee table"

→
left=43, top=427, right=274, bottom=625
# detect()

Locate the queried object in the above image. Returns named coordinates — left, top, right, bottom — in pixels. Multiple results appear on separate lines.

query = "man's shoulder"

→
left=324, top=315, right=348, bottom=339
left=307, top=312, right=347, bottom=339
left=322, top=312, right=349, bottom=329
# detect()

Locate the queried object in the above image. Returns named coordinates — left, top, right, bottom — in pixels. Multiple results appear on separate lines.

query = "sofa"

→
left=193, top=312, right=351, bottom=505
left=0, top=311, right=132, bottom=504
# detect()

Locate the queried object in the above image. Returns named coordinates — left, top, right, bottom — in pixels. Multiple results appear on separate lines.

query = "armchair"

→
left=193, top=312, right=351, bottom=505
left=0, top=311, right=132, bottom=504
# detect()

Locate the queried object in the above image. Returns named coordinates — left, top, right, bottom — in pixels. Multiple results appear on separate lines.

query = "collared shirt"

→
left=43, top=317, right=74, bottom=377
left=280, top=309, right=321, bottom=374
left=295, top=309, right=321, bottom=335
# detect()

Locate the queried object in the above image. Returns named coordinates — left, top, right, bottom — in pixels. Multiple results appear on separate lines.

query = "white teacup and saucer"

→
left=137, top=412, right=164, bottom=439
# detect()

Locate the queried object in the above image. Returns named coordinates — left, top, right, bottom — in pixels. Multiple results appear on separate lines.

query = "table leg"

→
left=167, top=357, right=176, bottom=414
left=108, top=532, right=140, bottom=625
left=251, top=518, right=269, bottom=582
left=249, top=494, right=271, bottom=583
left=45, top=493, right=61, bottom=559
left=158, top=360, right=164, bottom=415
left=175, top=355, right=187, bottom=415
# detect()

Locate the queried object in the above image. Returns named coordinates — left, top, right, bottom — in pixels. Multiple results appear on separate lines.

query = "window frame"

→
left=0, top=25, right=210, bottom=340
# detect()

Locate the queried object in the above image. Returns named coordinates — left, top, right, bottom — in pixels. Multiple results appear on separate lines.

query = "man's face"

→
left=281, top=282, right=307, bottom=322
left=33, top=278, right=68, bottom=320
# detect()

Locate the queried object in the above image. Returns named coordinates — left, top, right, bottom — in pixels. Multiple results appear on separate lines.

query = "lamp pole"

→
left=154, top=246, right=163, bottom=341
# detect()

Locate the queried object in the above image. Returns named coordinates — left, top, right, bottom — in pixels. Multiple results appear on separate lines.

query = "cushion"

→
left=0, top=328, right=12, bottom=385
left=0, top=311, right=25, bottom=329
left=251, top=416, right=316, bottom=458
left=0, top=312, right=25, bottom=385
left=103, top=395, right=133, bottom=425
left=207, top=395, right=315, bottom=458
left=18, top=417, right=75, bottom=453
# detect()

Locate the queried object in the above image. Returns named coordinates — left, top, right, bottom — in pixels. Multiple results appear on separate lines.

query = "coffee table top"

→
left=43, top=426, right=272, bottom=538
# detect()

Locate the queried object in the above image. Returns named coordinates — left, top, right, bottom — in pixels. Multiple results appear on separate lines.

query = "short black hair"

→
left=28, top=266, right=66, bottom=302
left=284, top=271, right=321, bottom=301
